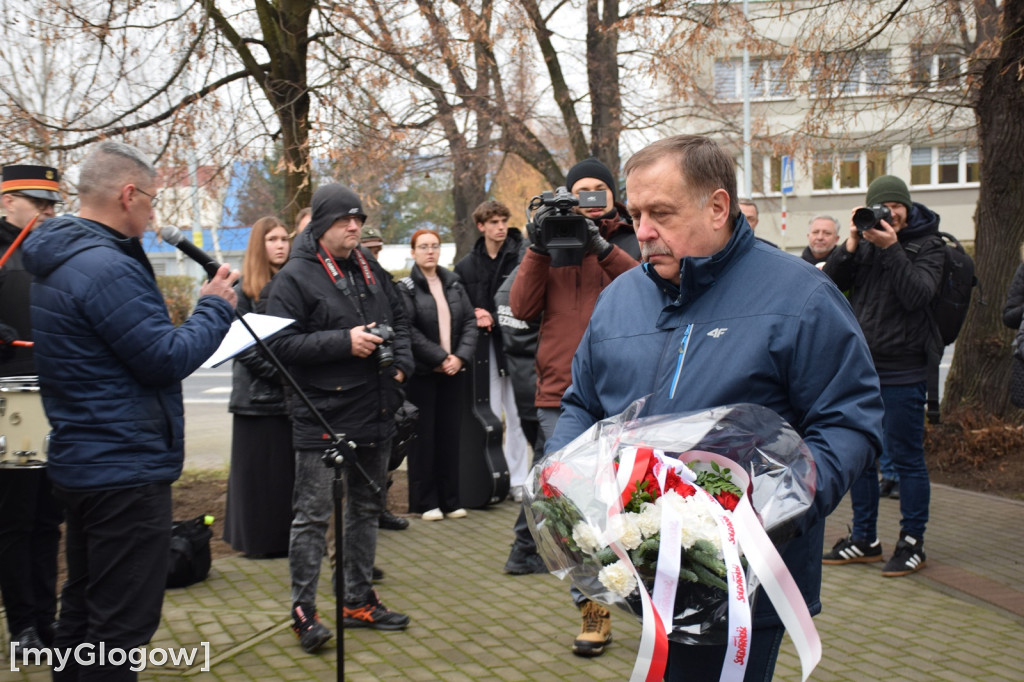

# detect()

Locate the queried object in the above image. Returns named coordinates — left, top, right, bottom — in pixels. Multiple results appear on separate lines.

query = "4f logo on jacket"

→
left=706, top=327, right=728, bottom=339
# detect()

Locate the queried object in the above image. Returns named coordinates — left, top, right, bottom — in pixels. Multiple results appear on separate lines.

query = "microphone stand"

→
left=230, top=310, right=376, bottom=682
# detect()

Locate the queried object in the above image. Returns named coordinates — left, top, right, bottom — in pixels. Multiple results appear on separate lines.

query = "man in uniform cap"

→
left=0, top=164, right=64, bottom=651
left=360, top=226, right=384, bottom=259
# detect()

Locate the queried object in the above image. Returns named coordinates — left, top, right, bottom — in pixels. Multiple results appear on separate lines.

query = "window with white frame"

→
left=737, top=153, right=782, bottom=195
left=810, top=50, right=890, bottom=96
left=714, top=58, right=790, bottom=101
left=911, top=48, right=964, bottom=89
left=910, top=147, right=980, bottom=186
left=813, top=150, right=888, bottom=191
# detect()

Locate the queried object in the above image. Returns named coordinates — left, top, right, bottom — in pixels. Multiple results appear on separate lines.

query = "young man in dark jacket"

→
left=822, top=175, right=945, bottom=577
left=453, top=201, right=529, bottom=499
left=22, top=142, right=237, bottom=679
left=267, top=183, right=414, bottom=652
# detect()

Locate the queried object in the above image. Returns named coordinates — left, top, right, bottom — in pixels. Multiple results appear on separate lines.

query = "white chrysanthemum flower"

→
left=608, top=512, right=644, bottom=550
left=572, top=521, right=605, bottom=555
left=637, top=502, right=661, bottom=537
left=598, top=561, right=638, bottom=598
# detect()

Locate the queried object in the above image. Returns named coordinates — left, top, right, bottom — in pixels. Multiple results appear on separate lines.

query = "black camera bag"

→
left=166, top=514, right=213, bottom=589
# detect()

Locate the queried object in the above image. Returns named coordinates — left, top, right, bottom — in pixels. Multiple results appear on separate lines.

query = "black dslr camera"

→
left=528, top=187, right=607, bottom=250
left=852, top=204, right=892, bottom=233
left=367, top=324, right=395, bottom=368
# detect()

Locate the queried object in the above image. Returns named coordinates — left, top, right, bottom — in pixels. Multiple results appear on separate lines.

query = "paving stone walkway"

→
left=3, top=483, right=1022, bottom=681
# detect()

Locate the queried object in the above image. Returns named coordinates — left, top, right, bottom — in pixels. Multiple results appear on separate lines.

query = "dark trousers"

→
left=52, top=483, right=172, bottom=682
left=0, top=467, right=62, bottom=639
left=664, top=625, right=786, bottom=681
left=406, top=371, right=465, bottom=513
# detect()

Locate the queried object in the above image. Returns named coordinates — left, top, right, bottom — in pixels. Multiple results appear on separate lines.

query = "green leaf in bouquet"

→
left=678, top=566, right=700, bottom=584
left=595, top=546, right=619, bottom=566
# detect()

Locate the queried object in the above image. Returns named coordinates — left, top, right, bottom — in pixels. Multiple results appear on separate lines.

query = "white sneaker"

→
left=445, top=508, right=468, bottom=519
left=421, top=508, right=444, bottom=521
left=511, top=486, right=524, bottom=503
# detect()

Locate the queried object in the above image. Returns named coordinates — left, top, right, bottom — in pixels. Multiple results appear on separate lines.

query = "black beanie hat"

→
left=307, top=183, right=367, bottom=240
left=565, top=157, right=617, bottom=202
left=865, top=175, right=912, bottom=211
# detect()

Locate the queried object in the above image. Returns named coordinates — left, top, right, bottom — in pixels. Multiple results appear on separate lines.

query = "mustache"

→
left=640, top=242, right=674, bottom=260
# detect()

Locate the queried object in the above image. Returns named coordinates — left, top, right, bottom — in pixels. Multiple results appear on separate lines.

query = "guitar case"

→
left=458, top=330, right=510, bottom=507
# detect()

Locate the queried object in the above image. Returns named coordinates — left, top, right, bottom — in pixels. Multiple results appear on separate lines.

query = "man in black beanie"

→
left=506, top=157, right=639, bottom=657
left=821, top=174, right=944, bottom=578
left=267, top=183, right=414, bottom=652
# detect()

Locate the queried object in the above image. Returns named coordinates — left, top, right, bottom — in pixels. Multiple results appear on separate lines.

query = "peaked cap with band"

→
left=2, top=164, right=62, bottom=202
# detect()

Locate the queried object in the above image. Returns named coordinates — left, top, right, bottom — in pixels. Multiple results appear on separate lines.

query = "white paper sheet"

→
left=201, top=313, right=294, bottom=369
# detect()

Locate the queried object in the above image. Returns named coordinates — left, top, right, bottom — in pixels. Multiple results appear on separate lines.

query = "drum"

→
left=0, top=376, right=50, bottom=468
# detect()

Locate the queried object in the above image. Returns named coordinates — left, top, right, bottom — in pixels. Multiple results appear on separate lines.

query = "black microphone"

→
left=159, top=225, right=222, bottom=279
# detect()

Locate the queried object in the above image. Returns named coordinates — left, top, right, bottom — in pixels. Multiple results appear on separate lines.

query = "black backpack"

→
left=906, top=232, right=977, bottom=347
left=906, top=232, right=979, bottom=423
left=166, top=514, right=213, bottom=588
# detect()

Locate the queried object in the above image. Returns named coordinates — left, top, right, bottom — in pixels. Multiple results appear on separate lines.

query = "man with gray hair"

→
left=547, top=135, right=883, bottom=679
left=802, top=215, right=841, bottom=266
left=22, top=140, right=238, bottom=679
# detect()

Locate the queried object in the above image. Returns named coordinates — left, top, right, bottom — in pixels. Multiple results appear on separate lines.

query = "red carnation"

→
left=714, top=490, right=740, bottom=511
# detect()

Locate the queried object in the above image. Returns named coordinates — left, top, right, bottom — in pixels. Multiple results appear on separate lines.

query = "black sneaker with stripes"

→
left=881, top=534, right=926, bottom=577
left=822, top=535, right=883, bottom=564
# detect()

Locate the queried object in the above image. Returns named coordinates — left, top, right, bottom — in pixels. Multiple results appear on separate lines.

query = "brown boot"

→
left=572, top=600, right=612, bottom=657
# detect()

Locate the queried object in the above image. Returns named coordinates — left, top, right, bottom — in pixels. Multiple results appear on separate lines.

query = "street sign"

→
left=781, top=155, right=795, bottom=195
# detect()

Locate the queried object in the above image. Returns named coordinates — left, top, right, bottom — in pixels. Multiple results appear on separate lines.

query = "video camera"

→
left=528, top=187, right=607, bottom=250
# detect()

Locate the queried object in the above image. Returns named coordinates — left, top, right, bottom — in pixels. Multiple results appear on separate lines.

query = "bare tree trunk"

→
left=588, top=0, right=622, bottom=175
left=943, top=0, right=1024, bottom=418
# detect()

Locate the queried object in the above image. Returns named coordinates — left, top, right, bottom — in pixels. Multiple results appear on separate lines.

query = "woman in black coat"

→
left=224, top=216, right=294, bottom=556
left=399, top=229, right=478, bottom=520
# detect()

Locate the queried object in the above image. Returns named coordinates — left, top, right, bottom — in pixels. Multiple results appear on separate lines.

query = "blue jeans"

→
left=664, top=625, right=785, bottom=681
left=289, top=441, right=390, bottom=609
left=850, top=382, right=929, bottom=541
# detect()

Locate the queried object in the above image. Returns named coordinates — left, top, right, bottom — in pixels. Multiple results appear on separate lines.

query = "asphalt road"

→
left=181, top=344, right=955, bottom=473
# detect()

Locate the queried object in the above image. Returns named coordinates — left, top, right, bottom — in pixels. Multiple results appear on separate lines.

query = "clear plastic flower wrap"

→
left=524, top=399, right=817, bottom=650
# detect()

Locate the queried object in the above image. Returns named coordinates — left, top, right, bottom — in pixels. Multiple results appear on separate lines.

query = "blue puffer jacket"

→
left=21, top=216, right=234, bottom=490
left=550, top=217, right=885, bottom=627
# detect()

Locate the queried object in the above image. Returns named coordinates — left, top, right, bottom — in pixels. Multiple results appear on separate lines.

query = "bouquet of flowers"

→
left=525, top=401, right=821, bottom=681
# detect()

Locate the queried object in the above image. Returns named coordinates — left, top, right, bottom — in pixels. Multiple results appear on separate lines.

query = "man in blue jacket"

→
left=548, top=135, right=884, bottom=680
left=22, top=141, right=237, bottom=680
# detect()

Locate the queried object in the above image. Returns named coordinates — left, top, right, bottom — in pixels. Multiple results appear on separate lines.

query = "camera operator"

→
left=266, top=183, right=413, bottom=652
left=821, top=175, right=945, bottom=578
left=505, top=158, right=638, bottom=657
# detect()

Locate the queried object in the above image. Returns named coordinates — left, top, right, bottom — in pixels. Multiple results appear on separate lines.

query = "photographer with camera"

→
left=821, top=174, right=945, bottom=578
left=267, top=183, right=414, bottom=652
left=505, top=157, right=638, bottom=657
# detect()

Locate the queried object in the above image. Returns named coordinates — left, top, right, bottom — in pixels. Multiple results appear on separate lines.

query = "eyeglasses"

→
left=135, top=187, right=159, bottom=207
left=8, top=192, right=62, bottom=211
left=415, top=244, right=441, bottom=252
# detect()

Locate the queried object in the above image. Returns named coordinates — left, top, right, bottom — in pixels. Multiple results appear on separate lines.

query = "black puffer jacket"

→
left=398, top=265, right=477, bottom=375
left=453, top=228, right=524, bottom=370
left=0, top=216, right=36, bottom=375
left=228, top=281, right=286, bottom=416
left=1002, top=251, right=1024, bottom=330
left=266, top=228, right=413, bottom=448
left=823, top=202, right=945, bottom=377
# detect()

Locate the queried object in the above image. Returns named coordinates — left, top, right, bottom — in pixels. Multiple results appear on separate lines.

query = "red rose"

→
left=540, top=462, right=573, bottom=498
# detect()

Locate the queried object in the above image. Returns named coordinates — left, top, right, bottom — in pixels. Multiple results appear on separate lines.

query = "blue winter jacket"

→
left=550, top=217, right=884, bottom=627
left=21, top=216, right=234, bottom=491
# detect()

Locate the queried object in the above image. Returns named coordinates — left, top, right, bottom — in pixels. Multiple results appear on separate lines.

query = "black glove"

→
left=528, top=206, right=557, bottom=255
left=0, top=322, right=17, bottom=362
left=586, top=219, right=613, bottom=258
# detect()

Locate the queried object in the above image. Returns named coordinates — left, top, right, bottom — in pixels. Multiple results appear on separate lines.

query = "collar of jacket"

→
left=471, top=227, right=523, bottom=258
left=643, top=215, right=754, bottom=325
left=410, top=263, right=455, bottom=288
